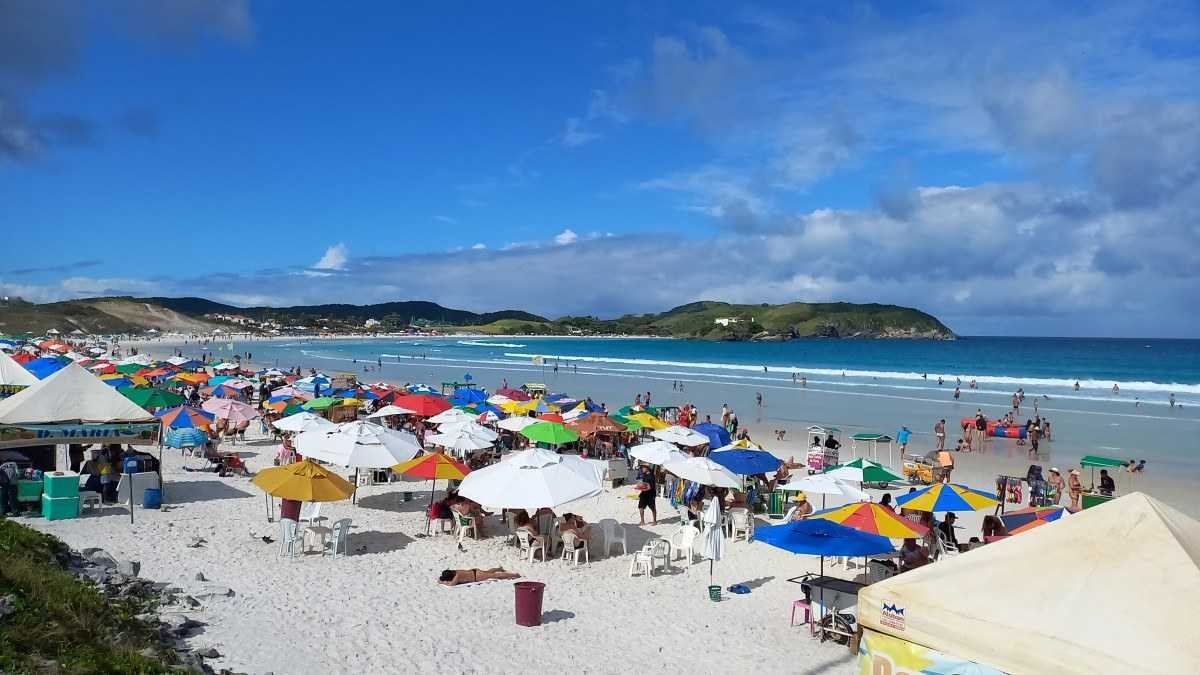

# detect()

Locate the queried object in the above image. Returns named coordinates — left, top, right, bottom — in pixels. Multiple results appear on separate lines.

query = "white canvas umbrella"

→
left=701, top=498, right=725, bottom=589
left=424, top=428, right=495, bottom=453
left=778, top=474, right=870, bottom=501
left=366, top=404, right=417, bottom=418
left=296, top=420, right=421, bottom=469
left=663, top=456, right=741, bottom=488
left=272, top=411, right=336, bottom=434
left=429, top=408, right=474, bottom=425
left=496, top=415, right=539, bottom=432
left=458, top=447, right=602, bottom=510
left=652, top=425, right=711, bottom=447
left=629, top=440, right=689, bottom=466
left=436, top=420, right=499, bottom=441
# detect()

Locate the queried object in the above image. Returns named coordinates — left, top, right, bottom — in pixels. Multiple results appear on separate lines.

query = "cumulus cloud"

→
left=553, top=229, right=579, bottom=245
left=312, top=243, right=349, bottom=271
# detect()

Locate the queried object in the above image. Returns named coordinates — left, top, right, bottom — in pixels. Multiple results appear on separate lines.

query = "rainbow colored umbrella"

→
left=895, top=483, right=1000, bottom=513
left=1000, top=505, right=1066, bottom=534
left=156, top=405, right=215, bottom=430
left=811, top=502, right=929, bottom=539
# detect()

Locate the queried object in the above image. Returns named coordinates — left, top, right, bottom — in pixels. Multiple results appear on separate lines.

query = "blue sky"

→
left=2, top=1, right=1198, bottom=337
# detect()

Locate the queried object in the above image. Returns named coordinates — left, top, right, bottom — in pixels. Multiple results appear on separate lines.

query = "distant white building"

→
left=364, top=318, right=382, bottom=329
left=714, top=317, right=740, bottom=327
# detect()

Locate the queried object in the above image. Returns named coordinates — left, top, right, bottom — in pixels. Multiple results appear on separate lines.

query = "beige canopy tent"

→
left=858, top=492, right=1200, bottom=674
left=0, top=350, right=37, bottom=387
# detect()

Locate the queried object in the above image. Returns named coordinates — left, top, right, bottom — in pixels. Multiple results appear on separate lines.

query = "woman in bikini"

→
left=438, top=568, right=521, bottom=586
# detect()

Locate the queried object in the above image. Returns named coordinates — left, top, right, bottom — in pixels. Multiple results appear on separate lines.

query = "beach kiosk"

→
left=805, top=425, right=842, bottom=474
left=857, top=493, right=1199, bottom=674
left=1079, top=454, right=1127, bottom=509
left=850, top=432, right=894, bottom=467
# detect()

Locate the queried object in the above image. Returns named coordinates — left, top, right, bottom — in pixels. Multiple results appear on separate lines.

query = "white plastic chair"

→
left=628, top=549, right=653, bottom=579
left=455, top=512, right=477, bottom=543
left=324, top=518, right=351, bottom=558
left=560, top=531, right=590, bottom=566
left=597, top=518, right=628, bottom=557
left=728, top=508, right=753, bottom=541
left=643, top=538, right=671, bottom=573
left=504, top=512, right=520, bottom=547
left=515, top=529, right=547, bottom=562
left=867, top=559, right=897, bottom=584
left=279, top=519, right=300, bottom=559
left=669, top=525, right=700, bottom=568
left=782, top=506, right=797, bottom=522
left=299, top=501, right=324, bottom=525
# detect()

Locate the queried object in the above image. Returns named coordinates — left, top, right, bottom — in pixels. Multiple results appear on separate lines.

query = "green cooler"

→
left=767, top=490, right=785, bottom=518
left=43, top=471, right=80, bottom=499
left=42, top=496, right=79, bottom=521
left=17, top=480, right=43, bottom=504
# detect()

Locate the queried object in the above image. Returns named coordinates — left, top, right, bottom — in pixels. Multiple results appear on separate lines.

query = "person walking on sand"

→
left=897, top=425, right=911, bottom=453
left=934, top=419, right=946, bottom=451
left=635, top=463, right=658, bottom=526
left=1067, top=469, right=1084, bottom=511
left=755, top=392, right=762, bottom=407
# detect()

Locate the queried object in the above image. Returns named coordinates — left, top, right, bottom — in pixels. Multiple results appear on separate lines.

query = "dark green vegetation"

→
left=1, top=296, right=952, bottom=340
left=0, top=520, right=171, bottom=674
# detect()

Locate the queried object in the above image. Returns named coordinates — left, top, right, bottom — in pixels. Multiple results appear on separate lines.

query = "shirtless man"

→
left=438, top=568, right=521, bottom=586
left=934, top=419, right=946, bottom=451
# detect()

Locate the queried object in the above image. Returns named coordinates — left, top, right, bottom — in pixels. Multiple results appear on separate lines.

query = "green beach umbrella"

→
left=618, top=405, right=658, bottom=417
left=821, top=457, right=903, bottom=486
left=282, top=403, right=306, bottom=416
left=520, top=421, right=580, bottom=446
left=303, top=396, right=340, bottom=410
left=119, top=387, right=185, bottom=410
left=609, top=414, right=642, bottom=432
left=115, top=363, right=146, bottom=374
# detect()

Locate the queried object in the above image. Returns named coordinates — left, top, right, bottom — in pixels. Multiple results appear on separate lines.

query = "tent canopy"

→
left=0, top=350, right=38, bottom=386
left=858, top=493, right=1200, bottom=674
left=0, top=362, right=156, bottom=424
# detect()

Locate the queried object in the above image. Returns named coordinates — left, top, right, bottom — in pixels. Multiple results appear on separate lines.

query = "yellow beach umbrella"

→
left=810, top=502, right=929, bottom=539
left=252, top=459, right=355, bottom=502
left=628, top=412, right=668, bottom=431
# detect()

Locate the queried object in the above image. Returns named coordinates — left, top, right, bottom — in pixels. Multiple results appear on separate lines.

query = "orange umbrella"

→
left=568, top=414, right=627, bottom=437
left=393, top=452, right=471, bottom=534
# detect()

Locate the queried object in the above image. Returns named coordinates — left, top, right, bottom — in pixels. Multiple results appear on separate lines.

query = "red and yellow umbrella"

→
left=811, top=502, right=929, bottom=539
left=393, top=452, right=471, bottom=534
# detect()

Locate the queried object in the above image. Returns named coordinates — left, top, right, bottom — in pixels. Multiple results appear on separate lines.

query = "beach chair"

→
left=597, top=518, right=628, bottom=557
left=77, top=474, right=102, bottom=513
left=454, top=513, right=476, bottom=543
left=642, top=538, right=671, bottom=573
left=560, top=531, right=589, bottom=566
left=504, top=512, right=520, bottom=547
left=867, top=560, right=897, bottom=584
left=669, top=525, right=699, bottom=569
left=628, top=548, right=654, bottom=579
left=279, top=519, right=300, bottom=559
left=324, top=518, right=351, bottom=558
left=782, top=506, right=797, bottom=522
left=515, top=529, right=547, bottom=562
left=728, top=508, right=753, bottom=541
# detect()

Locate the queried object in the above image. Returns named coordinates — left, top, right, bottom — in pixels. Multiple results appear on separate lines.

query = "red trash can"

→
left=514, top=581, right=545, bottom=626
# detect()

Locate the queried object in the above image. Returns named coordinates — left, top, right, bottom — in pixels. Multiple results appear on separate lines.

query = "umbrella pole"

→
left=352, top=468, right=359, bottom=505
left=425, top=479, right=436, bottom=535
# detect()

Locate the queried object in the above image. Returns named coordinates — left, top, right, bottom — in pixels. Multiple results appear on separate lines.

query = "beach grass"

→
left=0, top=519, right=171, bottom=675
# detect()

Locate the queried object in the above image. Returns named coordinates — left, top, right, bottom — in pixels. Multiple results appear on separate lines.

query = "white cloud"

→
left=312, top=243, right=348, bottom=271
left=471, top=243, right=487, bottom=250
left=553, top=229, right=579, bottom=245
left=434, top=215, right=457, bottom=225
left=561, top=117, right=601, bottom=147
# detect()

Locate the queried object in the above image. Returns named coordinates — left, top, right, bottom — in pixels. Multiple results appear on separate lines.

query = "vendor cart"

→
left=806, top=425, right=842, bottom=474
left=902, top=453, right=945, bottom=485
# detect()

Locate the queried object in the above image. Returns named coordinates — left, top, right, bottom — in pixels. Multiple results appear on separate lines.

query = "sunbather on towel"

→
left=438, top=568, right=521, bottom=586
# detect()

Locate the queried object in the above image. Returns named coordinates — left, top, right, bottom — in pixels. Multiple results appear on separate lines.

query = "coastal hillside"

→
left=0, top=297, right=215, bottom=335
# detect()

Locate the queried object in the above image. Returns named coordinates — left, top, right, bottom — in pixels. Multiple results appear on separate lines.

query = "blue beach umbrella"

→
left=407, top=383, right=438, bottom=395
left=709, top=449, right=782, bottom=475
left=164, top=428, right=208, bottom=449
left=101, top=377, right=134, bottom=388
left=692, top=422, right=732, bottom=449
left=24, top=357, right=67, bottom=379
left=756, top=518, right=895, bottom=557
left=449, top=388, right=487, bottom=406
left=895, top=483, right=1000, bottom=513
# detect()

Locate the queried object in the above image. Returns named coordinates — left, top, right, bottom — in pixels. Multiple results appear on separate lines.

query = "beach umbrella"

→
left=296, top=420, right=421, bottom=469
left=568, top=414, right=627, bottom=437
left=495, top=387, right=530, bottom=401
left=810, top=502, right=929, bottom=539
left=619, top=405, right=658, bottom=417
left=1000, top=505, right=1067, bottom=534
left=822, top=458, right=904, bottom=486
left=119, top=387, right=185, bottom=410
left=652, top=425, right=711, bottom=447
left=100, top=376, right=134, bottom=388
left=392, top=394, right=451, bottom=417
left=114, top=363, right=147, bottom=375
left=537, top=412, right=565, bottom=423
left=519, top=421, right=579, bottom=446
left=272, top=411, right=337, bottom=434
left=629, top=440, right=688, bottom=466
left=700, top=498, right=725, bottom=589
left=465, top=402, right=505, bottom=419
left=204, top=384, right=242, bottom=399
left=156, top=405, right=215, bottom=430
left=608, top=414, right=642, bottom=432
left=496, top=415, right=539, bottom=432
left=172, top=372, right=209, bottom=385
left=201, top=398, right=260, bottom=424
left=424, top=428, right=495, bottom=453
left=265, top=395, right=305, bottom=413
left=709, top=449, right=782, bottom=475
left=252, top=459, right=355, bottom=502
left=457, top=447, right=602, bottom=510
left=393, top=451, right=472, bottom=534
left=24, top=357, right=67, bottom=379
left=663, top=456, right=741, bottom=488
left=896, top=483, right=1001, bottom=513
left=436, top=420, right=499, bottom=441
left=712, top=439, right=764, bottom=452
left=163, top=428, right=208, bottom=449
left=271, top=385, right=313, bottom=400
left=778, top=474, right=869, bottom=502
left=755, top=519, right=895, bottom=587
left=448, top=388, right=487, bottom=406
left=406, top=383, right=439, bottom=395
left=692, top=422, right=732, bottom=449
left=207, top=375, right=235, bottom=386
left=366, top=404, right=417, bottom=419
left=303, top=396, right=341, bottom=410
left=429, top=407, right=475, bottom=425
left=628, top=413, right=668, bottom=431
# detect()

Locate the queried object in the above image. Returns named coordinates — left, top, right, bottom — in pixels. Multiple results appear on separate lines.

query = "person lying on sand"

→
left=438, top=568, right=521, bottom=586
